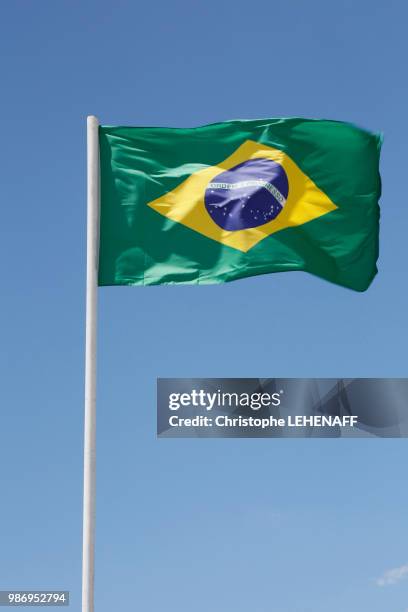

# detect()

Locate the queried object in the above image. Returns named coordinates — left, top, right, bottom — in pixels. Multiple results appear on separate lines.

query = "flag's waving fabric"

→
left=98, top=118, right=382, bottom=291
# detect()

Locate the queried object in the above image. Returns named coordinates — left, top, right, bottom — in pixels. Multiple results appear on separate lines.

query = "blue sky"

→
left=0, top=1, right=407, bottom=610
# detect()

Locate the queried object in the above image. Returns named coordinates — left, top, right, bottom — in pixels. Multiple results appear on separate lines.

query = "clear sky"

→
left=0, top=1, right=407, bottom=610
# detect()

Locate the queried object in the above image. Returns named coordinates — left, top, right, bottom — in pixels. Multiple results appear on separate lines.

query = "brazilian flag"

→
left=98, top=118, right=382, bottom=291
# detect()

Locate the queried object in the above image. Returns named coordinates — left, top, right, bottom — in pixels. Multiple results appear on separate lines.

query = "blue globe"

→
left=205, top=157, right=289, bottom=231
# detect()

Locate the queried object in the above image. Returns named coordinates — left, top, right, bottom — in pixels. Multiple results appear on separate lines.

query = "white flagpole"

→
left=82, top=115, right=100, bottom=612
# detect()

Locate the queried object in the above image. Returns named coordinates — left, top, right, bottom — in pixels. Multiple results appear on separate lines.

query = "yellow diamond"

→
left=147, top=140, right=337, bottom=253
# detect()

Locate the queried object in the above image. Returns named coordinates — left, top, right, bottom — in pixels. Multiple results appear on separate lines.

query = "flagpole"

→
left=82, top=115, right=100, bottom=612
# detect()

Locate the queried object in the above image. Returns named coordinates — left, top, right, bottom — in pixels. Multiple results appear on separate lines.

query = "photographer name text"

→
left=167, top=390, right=358, bottom=429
